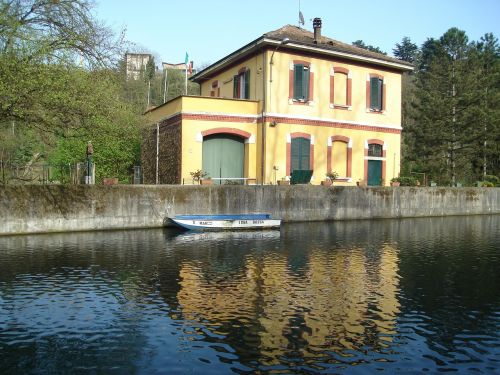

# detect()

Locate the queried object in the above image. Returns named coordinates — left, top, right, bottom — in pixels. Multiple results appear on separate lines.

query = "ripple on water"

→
left=0, top=217, right=499, bottom=374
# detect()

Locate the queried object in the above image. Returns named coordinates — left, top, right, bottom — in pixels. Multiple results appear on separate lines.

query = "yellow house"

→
left=143, top=19, right=413, bottom=185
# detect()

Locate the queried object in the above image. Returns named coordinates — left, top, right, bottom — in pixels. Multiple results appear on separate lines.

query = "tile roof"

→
left=264, top=24, right=413, bottom=68
left=191, top=24, right=412, bottom=82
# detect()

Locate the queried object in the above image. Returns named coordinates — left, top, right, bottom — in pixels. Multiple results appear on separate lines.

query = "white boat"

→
left=171, top=214, right=281, bottom=231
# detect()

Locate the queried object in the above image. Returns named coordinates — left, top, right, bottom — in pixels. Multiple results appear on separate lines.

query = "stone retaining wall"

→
left=0, top=185, right=498, bottom=235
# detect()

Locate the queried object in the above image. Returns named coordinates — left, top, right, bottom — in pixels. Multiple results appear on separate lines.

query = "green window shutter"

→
left=370, top=77, right=382, bottom=110
left=291, top=137, right=310, bottom=172
left=294, top=64, right=303, bottom=100
left=244, top=70, right=250, bottom=99
left=303, top=66, right=309, bottom=100
left=233, top=75, right=239, bottom=98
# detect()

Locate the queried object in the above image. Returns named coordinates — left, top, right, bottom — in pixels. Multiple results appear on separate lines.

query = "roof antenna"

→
left=299, top=0, right=305, bottom=28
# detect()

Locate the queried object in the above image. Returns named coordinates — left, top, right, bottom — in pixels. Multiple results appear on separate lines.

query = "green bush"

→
left=393, top=176, right=419, bottom=186
left=484, top=175, right=499, bottom=187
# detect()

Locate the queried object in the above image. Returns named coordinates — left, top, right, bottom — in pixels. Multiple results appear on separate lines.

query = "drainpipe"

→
left=262, top=39, right=290, bottom=185
left=261, top=48, right=266, bottom=184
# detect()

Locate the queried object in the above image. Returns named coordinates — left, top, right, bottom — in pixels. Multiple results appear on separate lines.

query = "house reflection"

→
left=176, top=240, right=400, bottom=365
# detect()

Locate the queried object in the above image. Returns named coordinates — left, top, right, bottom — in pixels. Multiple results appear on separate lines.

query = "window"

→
left=330, top=67, right=351, bottom=109
left=291, top=137, right=311, bottom=171
left=293, top=64, right=310, bottom=101
left=333, top=73, right=347, bottom=106
left=366, top=142, right=385, bottom=186
left=368, top=75, right=384, bottom=111
left=368, top=143, right=383, bottom=157
left=233, top=69, right=250, bottom=99
left=287, top=133, right=314, bottom=175
left=327, top=136, right=352, bottom=180
left=332, top=141, right=348, bottom=176
left=210, top=80, right=220, bottom=97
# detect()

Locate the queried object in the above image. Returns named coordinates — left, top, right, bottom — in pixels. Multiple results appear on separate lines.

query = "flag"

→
left=184, top=52, right=189, bottom=66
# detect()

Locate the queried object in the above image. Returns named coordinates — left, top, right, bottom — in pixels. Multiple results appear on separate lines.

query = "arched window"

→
left=330, top=67, right=352, bottom=109
left=286, top=133, right=314, bottom=175
left=327, top=136, right=352, bottom=180
left=366, top=74, right=385, bottom=112
left=365, top=140, right=386, bottom=186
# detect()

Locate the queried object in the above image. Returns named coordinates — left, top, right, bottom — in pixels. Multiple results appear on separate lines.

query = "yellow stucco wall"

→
left=146, top=49, right=404, bottom=185
left=266, top=50, right=402, bottom=127
left=200, top=54, right=265, bottom=101
left=264, top=123, right=400, bottom=185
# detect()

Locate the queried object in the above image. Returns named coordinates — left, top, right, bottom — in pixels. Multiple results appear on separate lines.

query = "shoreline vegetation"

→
left=1, top=1, right=498, bottom=187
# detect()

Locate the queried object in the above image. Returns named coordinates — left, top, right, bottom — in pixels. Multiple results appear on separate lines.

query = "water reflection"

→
left=0, top=216, right=499, bottom=374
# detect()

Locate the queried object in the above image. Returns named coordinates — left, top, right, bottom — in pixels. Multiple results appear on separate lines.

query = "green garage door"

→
left=368, top=160, right=382, bottom=186
left=202, top=134, right=244, bottom=185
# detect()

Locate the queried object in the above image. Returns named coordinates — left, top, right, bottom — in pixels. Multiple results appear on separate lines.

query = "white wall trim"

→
left=246, top=134, right=256, bottom=144
left=195, top=132, right=203, bottom=142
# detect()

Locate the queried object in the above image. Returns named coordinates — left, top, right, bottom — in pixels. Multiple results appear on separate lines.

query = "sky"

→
left=94, top=0, right=500, bottom=68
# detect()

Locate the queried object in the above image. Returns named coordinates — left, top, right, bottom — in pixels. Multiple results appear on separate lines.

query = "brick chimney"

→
left=313, top=18, right=322, bottom=44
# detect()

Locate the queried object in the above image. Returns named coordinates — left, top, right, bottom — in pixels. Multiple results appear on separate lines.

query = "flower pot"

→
left=390, top=181, right=400, bottom=187
left=103, top=177, right=118, bottom=185
left=321, top=179, right=332, bottom=186
left=277, top=180, right=290, bottom=186
left=200, top=179, right=213, bottom=186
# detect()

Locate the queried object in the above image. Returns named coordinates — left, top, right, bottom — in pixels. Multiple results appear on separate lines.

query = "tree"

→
left=145, top=56, right=156, bottom=108
left=352, top=40, right=387, bottom=55
left=406, top=28, right=497, bottom=185
left=0, top=0, right=143, bottom=184
left=473, top=33, right=500, bottom=179
left=393, top=37, right=419, bottom=63
left=0, top=0, right=123, bottom=67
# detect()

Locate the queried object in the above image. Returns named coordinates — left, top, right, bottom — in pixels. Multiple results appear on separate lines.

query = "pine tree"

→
left=393, top=37, right=419, bottom=63
left=410, top=28, right=483, bottom=185
left=473, top=34, right=500, bottom=180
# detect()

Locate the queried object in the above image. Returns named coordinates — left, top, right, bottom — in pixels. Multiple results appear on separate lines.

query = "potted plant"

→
left=190, top=169, right=208, bottom=185
left=390, top=177, right=401, bottom=187
left=200, top=177, right=213, bottom=186
left=277, top=177, right=290, bottom=185
left=322, top=171, right=338, bottom=186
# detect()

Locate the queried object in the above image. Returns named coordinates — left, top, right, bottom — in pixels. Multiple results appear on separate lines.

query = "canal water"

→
left=0, top=216, right=499, bottom=374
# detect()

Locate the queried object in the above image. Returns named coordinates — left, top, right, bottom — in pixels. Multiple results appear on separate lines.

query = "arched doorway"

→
left=367, top=143, right=383, bottom=186
left=290, top=136, right=311, bottom=174
left=202, top=134, right=244, bottom=184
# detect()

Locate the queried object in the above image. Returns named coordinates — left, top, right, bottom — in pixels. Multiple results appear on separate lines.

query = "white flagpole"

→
left=185, top=65, right=188, bottom=95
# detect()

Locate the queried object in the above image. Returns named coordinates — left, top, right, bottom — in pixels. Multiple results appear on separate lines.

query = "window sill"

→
left=335, top=177, right=352, bottom=182
left=330, top=104, right=351, bottom=110
left=289, top=98, right=314, bottom=106
left=366, top=108, right=385, bottom=114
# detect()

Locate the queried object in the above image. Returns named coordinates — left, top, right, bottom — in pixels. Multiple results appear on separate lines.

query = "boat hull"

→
left=171, top=214, right=281, bottom=231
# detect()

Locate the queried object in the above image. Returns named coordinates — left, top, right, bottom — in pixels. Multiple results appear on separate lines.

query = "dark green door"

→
left=291, top=137, right=310, bottom=172
left=202, top=134, right=244, bottom=184
left=367, top=160, right=382, bottom=186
